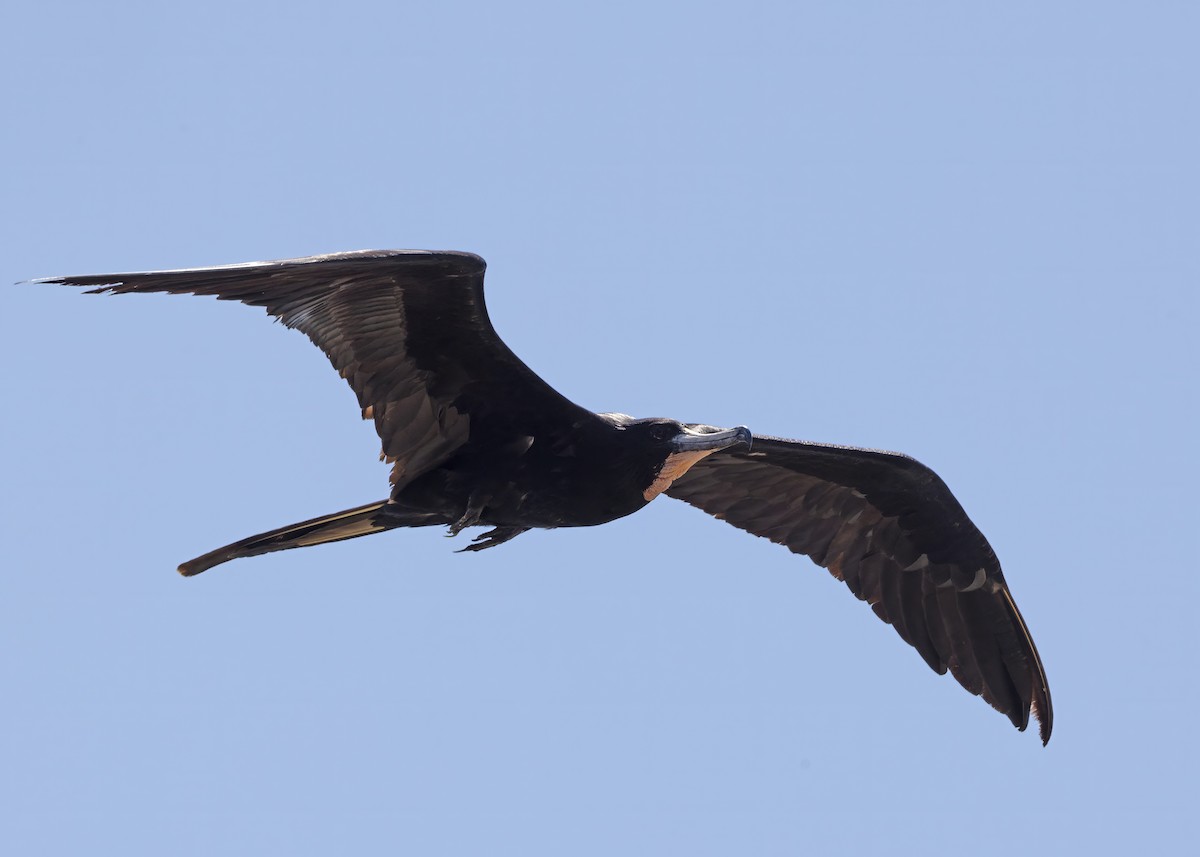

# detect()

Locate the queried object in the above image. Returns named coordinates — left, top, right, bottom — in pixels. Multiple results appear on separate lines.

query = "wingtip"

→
left=1035, top=698, right=1053, bottom=746
left=22, top=274, right=107, bottom=289
left=992, top=584, right=1053, bottom=745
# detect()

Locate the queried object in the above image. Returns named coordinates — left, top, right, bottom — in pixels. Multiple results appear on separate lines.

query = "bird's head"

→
left=601, top=415, right=752, bottom=502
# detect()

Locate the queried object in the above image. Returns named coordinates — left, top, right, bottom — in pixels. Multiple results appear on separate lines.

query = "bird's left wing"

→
left=36, top=250, right=597, bottom=488
left=666, top=435, right=1052, bottom=743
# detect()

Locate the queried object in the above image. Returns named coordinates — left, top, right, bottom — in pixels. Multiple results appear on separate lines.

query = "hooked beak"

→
left=643, top=424, right=754, bottom=502
left=671, top=424, right=753, bottom=453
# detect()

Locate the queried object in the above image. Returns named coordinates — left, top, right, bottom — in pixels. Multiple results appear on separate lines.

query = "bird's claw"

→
left=455, top=526, right=531, bottom=552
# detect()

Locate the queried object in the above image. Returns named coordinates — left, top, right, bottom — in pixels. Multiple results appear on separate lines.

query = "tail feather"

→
left=178, top=499, right=401, bottom=576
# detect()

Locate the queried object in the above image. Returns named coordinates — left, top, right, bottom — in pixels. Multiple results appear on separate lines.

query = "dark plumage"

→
left=36, top=250, right=1052, bottom=743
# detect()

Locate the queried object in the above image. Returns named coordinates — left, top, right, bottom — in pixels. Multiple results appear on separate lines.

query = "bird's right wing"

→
left=667, top=435, right=1052, bottom=743
left=38, top=251, right=597, bottom=488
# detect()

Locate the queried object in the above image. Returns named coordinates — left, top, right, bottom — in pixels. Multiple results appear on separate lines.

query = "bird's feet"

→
left=446, top=494, right=489, bottom=537
left=455, top=526, right=531, bottom=552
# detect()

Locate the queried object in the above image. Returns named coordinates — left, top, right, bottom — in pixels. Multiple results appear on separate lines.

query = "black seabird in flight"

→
left=37, top=250, right=1052, bottom=743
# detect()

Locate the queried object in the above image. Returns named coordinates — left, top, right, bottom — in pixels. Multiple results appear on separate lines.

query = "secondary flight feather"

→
left=35, top=249, right=1052, bottom=743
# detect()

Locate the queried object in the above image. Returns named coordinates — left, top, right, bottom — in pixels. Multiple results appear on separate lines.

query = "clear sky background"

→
left=3, top=2, right=1196, bottom=854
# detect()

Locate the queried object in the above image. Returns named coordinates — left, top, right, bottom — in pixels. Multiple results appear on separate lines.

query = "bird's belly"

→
left=395, top=446, right=655, bottom=531
left=396, top=466, right=649, bottom=531
left=483, top=483, right=648, bottom=529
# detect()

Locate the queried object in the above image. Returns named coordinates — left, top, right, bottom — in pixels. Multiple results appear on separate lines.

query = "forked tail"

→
left=178, top=499, right=398, bottom=576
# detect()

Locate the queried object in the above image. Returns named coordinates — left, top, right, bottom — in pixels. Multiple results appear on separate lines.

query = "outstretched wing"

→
left=38, top=250, right=595, bottom=488
left=666, top=435, right=1052, bottom=743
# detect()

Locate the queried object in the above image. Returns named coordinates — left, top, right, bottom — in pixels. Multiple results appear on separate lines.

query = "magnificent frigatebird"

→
left=37, top=250, right=1052, bottom=743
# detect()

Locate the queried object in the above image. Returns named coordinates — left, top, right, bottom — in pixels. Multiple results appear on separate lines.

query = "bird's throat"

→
left=643, top=449, right=721, bottom=501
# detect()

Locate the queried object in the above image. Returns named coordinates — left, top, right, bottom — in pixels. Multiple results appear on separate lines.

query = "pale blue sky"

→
left=4, top=2, right=1196, bottom=854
